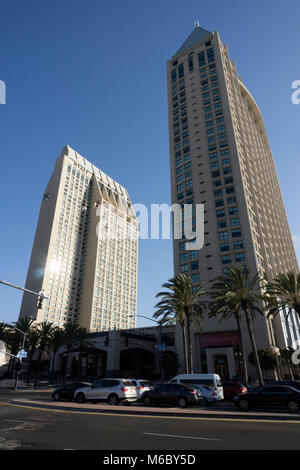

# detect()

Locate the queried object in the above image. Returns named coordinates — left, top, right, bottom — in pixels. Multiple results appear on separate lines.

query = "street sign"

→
left=17, top=350, right=27, bottom=358
left=156, top=344, right=166, bottom=351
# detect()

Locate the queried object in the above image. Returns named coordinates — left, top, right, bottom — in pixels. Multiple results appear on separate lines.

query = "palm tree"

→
left=266, top=272, right=300, bottom=317
left=154, top=274, right=206, bottom=374
left=26, top=328, right=40, bottom=382
left=62, top=321, right=82, bottom=381
left=72, top=328, right=95, bottom=379
left=34, top=322, right=56, bottom=386
left=49, top=328, right=65, bottom=381
left=213, top=266, right=265, bottom=386
left=209, top=275, right=249, bottom=387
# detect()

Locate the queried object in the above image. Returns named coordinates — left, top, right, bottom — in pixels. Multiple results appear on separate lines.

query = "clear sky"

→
left=0, top=0, right=299, bottom=328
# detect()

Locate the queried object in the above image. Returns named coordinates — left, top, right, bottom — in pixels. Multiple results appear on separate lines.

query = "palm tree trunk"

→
left=244, top=309, right=264, bottom=386
left=181, top=322, right=189, bottom=374
left=236, top=317, right=248, bottom=387
left=186, top=313, right=193, bottom=374
left=51, top=350, right=57, bottom=381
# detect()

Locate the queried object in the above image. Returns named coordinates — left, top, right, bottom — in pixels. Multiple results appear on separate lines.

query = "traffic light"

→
left=36, top=291, right=44, bottom=309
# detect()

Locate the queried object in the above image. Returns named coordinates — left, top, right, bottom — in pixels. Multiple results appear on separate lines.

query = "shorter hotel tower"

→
left=167, top=25, right=299, bottom=378
left=19, top=146, right=138, bottom=332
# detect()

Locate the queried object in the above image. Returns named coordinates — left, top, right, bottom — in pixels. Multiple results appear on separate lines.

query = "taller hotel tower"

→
left=167, top=25, right=299, bottom=377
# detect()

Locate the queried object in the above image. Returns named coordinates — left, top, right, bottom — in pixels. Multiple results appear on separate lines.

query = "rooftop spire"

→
left=173, top=24, right=212, bottom=58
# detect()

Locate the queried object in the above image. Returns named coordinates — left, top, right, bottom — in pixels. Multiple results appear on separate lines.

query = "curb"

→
left=7, top=399, right=300, bottom=422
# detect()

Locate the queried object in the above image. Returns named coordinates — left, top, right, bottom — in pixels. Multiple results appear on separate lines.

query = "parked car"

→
left=51, top=382, right=91, bottom=401
left=193, top=384, right=223, bottom=404
left=168, top=374, right=224, bottom=401
left=222, top=380, right=247, bottom=401
left=234, top=384, right=300, bottom=412
left=142, top=383, right=202, bottom=408
left=74, top=378, right=138, bottom=405
left=268, top=380, right=300, bottom=391
left=128, top=379, right=152, bottom=401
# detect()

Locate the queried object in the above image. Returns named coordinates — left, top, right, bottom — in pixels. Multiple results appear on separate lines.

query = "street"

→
left=0, top=390, right=299, bottom=450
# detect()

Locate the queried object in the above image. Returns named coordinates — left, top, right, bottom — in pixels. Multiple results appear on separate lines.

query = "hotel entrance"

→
left=198, top=331, right=241, bottom=379
left=214, top=354, right=229, bottom=379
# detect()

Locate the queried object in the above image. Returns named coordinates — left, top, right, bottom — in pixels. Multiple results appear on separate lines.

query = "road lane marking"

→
left=144, top=432, right=220, bottom=441
left=1, top=402, right=300, bottom=424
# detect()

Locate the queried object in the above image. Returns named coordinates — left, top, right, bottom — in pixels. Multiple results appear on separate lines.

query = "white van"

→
left=168, top=374, right=224, bottom=401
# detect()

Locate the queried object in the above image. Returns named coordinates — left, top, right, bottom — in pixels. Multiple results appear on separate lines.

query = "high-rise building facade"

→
left=167, top=25, right=299, bottom=378
left=19, top=146, right=138, bottom=332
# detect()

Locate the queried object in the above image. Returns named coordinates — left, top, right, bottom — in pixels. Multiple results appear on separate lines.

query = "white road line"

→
left=143, top=432, right=221, bottom=441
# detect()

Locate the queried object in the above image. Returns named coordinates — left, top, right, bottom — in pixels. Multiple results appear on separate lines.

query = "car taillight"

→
left=137, top=386, right=144, bottom=390
left=121, top=388, right=128, bottom=392
left=189, top=390, right=197, bottom=395
left=241, top=388, right=247, bottom=393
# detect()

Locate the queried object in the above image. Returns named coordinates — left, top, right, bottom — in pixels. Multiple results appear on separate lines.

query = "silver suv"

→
left=74, top=378, right=137, bottom=405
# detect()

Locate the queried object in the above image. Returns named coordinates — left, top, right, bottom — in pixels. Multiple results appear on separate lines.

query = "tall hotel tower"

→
left=167, top=25, right=299, bottom=377
left=19, top=146, right=138, bottom=332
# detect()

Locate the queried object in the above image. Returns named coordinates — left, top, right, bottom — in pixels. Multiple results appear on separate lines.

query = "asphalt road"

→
left=0, top=390, right=300, bottom=451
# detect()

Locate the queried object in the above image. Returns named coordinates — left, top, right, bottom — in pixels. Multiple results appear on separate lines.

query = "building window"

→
left=220, top=243, right=230, bottom=252
left=235, top=252, right=245, bottom=263
left=221, top=255, right=231, bottom=264
left=232, top=229, right=242, bottom=238
left=219, top=231, right=228, bottom=240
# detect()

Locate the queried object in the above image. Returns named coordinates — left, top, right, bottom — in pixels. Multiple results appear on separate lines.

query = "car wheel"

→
left=287, top=401, right=299, bottom=413
left=143, top=396, right=152, bottom=407
left=238, top=399, right=249, bottom=411
left=53, top=393, right=60, bottom=401
left=178, top=397, right=187, bottom=408
left=75, top=393, right=85, bottom=404
left=108, top=394, right=119, bottom=406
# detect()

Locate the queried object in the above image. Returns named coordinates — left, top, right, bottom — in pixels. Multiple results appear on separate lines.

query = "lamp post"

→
left=130, top=314, right=164, bottom=383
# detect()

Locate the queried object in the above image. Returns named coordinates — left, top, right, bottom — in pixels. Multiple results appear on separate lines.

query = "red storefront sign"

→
left=199, top=331, right=240, bottom=348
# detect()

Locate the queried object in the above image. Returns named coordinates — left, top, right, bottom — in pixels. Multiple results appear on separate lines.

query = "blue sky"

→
left=0, top=0, right=299, bottom=327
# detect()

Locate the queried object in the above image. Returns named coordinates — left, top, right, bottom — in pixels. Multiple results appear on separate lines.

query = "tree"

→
left=49, top=328, right=65, bottom=381
left=34, top=322, right=56, bottom=386
left=71, top=328, right=95, bottom=379
left=62, top=321, right=83, bottom=381
left=154, top=274, right=206, bottom=374
left=266, top=272, right=300, bottom=317
left=212, top=266, right=265, bottom=386
left=280, top=347, right=296, bottom=380
left=26, top=328, right=41, bottom=382
left=209, top=274, right=249, bottom=387
left=248, top=348, right=277, bottom=380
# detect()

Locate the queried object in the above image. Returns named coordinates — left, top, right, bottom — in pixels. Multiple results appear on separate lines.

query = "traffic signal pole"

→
left=0, top=279, right=48, bottom=390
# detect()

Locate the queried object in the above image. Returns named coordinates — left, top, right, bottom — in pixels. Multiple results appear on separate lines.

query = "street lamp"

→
left=129, top=314, right=164, bottom=383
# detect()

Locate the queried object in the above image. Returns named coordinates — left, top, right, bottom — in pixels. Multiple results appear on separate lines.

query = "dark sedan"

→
left=52, top=382, right=91, bottom=401
left=142, top=383, right=202, bottom=408
left=234, top=384, right=300, bottom=413
left=268, top=380, right=300, bottom=391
